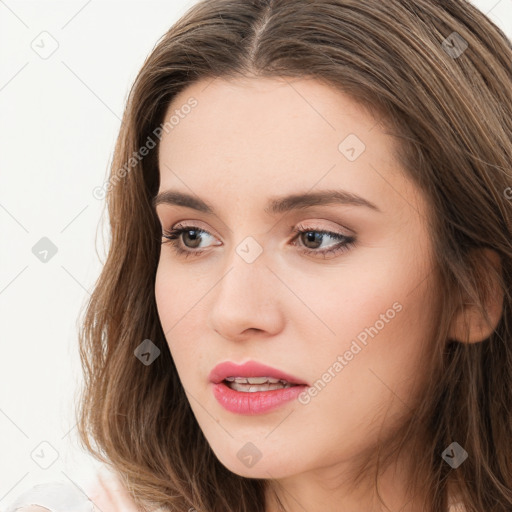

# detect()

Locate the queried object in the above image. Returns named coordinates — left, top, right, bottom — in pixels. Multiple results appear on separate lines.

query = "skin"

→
left=154, top=76, right=442, bottom=511
left=87, top=472, right=140, bottom=512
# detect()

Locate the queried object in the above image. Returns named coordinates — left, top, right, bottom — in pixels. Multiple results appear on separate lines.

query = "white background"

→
left=0, top=0, right=511, bottom=508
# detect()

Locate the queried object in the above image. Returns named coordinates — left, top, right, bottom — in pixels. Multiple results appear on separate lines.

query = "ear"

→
left=448, top=248, right=504, bottom=343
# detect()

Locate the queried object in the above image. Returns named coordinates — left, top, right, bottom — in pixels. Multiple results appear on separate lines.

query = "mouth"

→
left=208, top=360, right=309, bottom=391
left=222, top=376, right=299, bottom=392
left=209, top=364, right=310, bottom=415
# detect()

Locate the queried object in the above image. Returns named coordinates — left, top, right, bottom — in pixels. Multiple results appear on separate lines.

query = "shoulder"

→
left=448, top=503, right=467, bottom=512
left=2, top=480, right=95, bottom=512
left=6, top=508, right=51, bottom=512
left=448, top=492, right=467, bottom=512
left=85, top=470, right=140, bottom=512
left=446, top=483, right=467, bottom=512
left=2, top=470, right=139, bottom=512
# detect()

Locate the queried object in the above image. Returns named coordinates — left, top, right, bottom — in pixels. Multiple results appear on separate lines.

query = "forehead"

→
left=156, top=76, right=422, bottom=219
left=158, top=76, right=385, bottom=159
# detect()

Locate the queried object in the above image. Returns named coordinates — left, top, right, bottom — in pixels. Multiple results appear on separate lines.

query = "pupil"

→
left=303, top=231, right=321, bottom=248
left=185, top=230, right=201, bottom=248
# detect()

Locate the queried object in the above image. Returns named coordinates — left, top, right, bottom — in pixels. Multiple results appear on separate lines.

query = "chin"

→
left=227, top=461, right=292, bottom=480
left=211, top=446, right=298, bottom=480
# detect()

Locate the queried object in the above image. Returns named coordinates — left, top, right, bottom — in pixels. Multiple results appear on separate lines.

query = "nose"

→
left=208, top=252, right=285, bottom=342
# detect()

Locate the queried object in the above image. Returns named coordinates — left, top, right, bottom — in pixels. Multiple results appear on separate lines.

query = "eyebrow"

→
left=151, top=189, right=381, bottom=215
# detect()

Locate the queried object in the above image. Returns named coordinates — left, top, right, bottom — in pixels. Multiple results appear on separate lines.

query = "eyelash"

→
left=161, top=223, right=356, bottom=260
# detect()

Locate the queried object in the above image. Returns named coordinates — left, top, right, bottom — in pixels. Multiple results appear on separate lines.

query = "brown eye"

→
left=178, top=228, right=203, bottom=249
left=161, top=225, right=218, bottom=258
left=291, top=224, right=356, bottom=259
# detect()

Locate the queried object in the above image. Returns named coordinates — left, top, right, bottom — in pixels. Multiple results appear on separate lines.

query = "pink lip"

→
left=211, top=382, right=307, bottom=415
left=208, top=360, right=309, bottom=415
left=208, top=360, right=308, bottom=385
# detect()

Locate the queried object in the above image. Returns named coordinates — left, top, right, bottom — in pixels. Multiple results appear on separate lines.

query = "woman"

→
left=7, top=0, right=511, bottom=510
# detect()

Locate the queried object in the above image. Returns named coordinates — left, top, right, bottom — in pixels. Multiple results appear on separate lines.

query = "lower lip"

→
left=211, top=381, right=307, bottom=415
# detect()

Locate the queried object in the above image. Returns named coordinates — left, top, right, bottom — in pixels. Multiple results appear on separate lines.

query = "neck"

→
left=264, top=443, right=430, bottom=512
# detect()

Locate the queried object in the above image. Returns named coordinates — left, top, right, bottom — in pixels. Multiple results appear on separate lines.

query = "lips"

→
left=208, top=360, right=309, bottom=386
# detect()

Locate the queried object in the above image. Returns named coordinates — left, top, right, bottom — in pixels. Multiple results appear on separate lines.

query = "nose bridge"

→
left=218, top=240, right=271, bottom=309
left=209, top=240, right=283, bottom=338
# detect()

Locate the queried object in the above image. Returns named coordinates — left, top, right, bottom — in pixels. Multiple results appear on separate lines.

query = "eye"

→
left=161, top=223, right=356, bottom=260
left=161, top=224, right=219, bottom=259
left=290, top=223, right=356, bottom=259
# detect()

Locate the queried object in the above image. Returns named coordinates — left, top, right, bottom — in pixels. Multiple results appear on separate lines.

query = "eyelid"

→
left=165, top=219, right=354, bottom=240
left=162, top=218, right=357, bottom=258
left=291, top=220, right=354, bottom=237
left=171, top=219, right=219, bottom=235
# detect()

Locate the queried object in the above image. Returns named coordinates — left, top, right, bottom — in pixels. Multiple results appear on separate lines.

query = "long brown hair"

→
left=75, top=1, right=512, bottom=510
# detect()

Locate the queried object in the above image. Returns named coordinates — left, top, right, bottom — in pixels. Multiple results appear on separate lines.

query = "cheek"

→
left=154, top=263, right=187, bottom=356
left=292, top=251, right=435, bottom=395
left=290, top=271, right=435, bottom=457
left=154, top=263, right=175, bottom=328
left=154, top=259, right=202, bottom=325
left=154, top=261, right=208, bottom=379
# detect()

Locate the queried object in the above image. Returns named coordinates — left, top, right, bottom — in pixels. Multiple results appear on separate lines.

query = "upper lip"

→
left=209, top=360, right=309, bottom=386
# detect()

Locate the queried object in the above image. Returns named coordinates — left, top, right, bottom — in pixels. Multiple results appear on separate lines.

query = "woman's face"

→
left=154, top=76, right=438, bottom=484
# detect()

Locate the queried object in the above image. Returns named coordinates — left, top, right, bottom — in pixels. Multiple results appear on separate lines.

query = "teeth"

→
left=224, top=376, right=287, bottom=384
left=228, top=381, right=294, bottom=392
